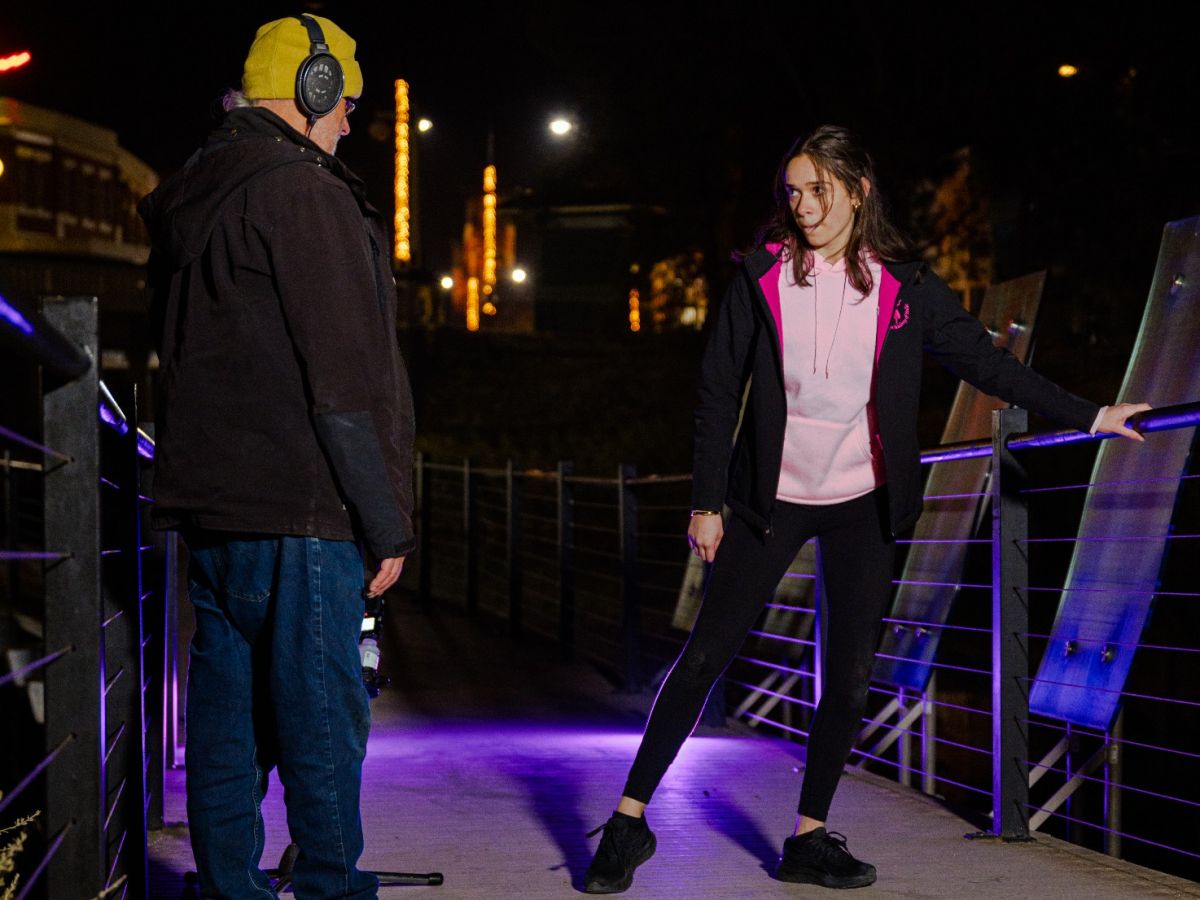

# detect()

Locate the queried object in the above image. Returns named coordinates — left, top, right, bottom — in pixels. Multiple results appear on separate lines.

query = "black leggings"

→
left=622, top=487, right=895, bottom=821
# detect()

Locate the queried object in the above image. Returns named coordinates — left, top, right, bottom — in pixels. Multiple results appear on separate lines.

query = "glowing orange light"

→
left=0, top=52, right=32, bottom=73
left=482, top=165, right=497, bottom=295
left=482, top=302, right=497, bottom=316
left=394, top=80, right=411, bottom=263
left=467, top=277, right=480, bottom=332
left=1057, top=64, right=1078, bottom=78
left=629, top=288, right=641, bottom=333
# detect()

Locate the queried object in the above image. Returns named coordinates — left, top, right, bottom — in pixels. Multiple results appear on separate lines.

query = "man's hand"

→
left=1097, top=402, right=1153, bottom=442
left=687, top=515, right=724, bottom=563
left=367, top=556, right=405, bottom=597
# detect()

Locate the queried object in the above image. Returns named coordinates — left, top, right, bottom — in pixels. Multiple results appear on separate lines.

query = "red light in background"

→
left=0, top=51, right=32, bottom=73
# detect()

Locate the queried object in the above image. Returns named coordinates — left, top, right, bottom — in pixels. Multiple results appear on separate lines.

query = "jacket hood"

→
left=743, top=243, right=928, bottom=288
left=138, top=107, right=372, bottom=269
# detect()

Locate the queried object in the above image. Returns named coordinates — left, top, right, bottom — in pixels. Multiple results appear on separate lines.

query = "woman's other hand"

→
left=1097, top=402, right=1153, bottom=442
left=688, top=514, right=724, bottom=562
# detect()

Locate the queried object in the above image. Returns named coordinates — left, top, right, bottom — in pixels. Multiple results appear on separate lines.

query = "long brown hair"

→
left=757, top=125, right=914, bottom=296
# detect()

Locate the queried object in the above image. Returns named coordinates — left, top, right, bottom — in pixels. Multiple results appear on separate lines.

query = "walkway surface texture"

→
left=149, top=599, right=1200, bottom=899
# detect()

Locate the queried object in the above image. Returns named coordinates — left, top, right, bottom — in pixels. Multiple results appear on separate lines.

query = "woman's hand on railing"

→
left=687, top=514, right=724, bottom=562
left=1097, top=402, right=1154, bottom=442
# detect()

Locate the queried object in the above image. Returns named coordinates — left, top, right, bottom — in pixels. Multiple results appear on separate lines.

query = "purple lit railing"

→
left=410, top=390, right=1200, bottom=878
left=98, top=380, right=155, bottom=461
left=917, top=402, right=1200, bottom=465
left=412, top=379, right=1200, bottom=883
left=2, top=295, right=169, bottom=896
left=0, top=424, right=72, bottom=464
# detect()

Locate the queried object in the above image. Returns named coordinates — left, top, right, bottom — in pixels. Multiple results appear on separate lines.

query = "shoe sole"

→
left=583, top=834, right=657, bottom=894
left=774, top=863, right=876, bottom=889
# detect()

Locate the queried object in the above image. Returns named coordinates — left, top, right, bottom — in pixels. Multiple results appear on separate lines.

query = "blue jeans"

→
left=184, top=534, right=378, bottom=899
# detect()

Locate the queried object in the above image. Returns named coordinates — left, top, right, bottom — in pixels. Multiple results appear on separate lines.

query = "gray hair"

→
left=221, top=89, right=255, bottom=112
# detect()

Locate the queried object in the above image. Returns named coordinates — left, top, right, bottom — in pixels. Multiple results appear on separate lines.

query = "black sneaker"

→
left=775, top=827, right=876, bottom=889
left=583, top=812, right=657, bottom=894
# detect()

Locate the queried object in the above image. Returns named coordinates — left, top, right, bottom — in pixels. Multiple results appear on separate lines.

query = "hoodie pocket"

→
left=854, top=416, right=875, bottom=463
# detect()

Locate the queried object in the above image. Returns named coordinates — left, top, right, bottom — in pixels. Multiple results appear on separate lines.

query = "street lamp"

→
left=418, top=118, right=433, bottom=133
left=439, top=275, right=454, bottom=290
left=511, top=268, right=527, bottom=284
left=548, top=117, right=573, bottom=137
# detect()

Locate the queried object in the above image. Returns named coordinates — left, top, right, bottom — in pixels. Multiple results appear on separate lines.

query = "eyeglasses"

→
left=344, top=97, right=358, bottom=115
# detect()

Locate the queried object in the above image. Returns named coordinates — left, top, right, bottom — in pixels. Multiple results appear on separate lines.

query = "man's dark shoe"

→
left=583, top=812, right=656, bottom=894
left=775, top=827, right=876, bottom=889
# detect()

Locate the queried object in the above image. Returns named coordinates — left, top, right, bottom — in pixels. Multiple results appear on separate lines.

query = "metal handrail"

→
left=411, top=392, right=1200, bottom=875
left=0, top=292, right=91, bottom=381
left=920, top=401, right=1200, bottom=464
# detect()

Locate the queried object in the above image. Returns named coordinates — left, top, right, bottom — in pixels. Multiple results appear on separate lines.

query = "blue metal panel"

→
left=1030, top=217, right=1200, bottom=730
left=874, top=273, right=1045, bottom=690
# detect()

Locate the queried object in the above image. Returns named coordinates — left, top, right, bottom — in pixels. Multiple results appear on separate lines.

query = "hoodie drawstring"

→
left=813, top=269, right=850, bottom=378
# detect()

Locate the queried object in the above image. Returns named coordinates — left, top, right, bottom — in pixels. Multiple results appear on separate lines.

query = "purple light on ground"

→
left=363, top=722, right=649, bottom=757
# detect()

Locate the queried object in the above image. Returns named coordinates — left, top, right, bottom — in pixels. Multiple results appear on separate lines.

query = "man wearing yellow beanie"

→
left=139, top=14, right=414, bottom=899
left=240, top=14, right=364, bottom=155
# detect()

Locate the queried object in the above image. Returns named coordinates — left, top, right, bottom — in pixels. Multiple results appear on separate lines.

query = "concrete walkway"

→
left=149, top=600, right=1200, bottom=898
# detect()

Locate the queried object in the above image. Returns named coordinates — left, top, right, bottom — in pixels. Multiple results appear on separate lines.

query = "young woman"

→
left=583, top=125, right=1149, bottom=893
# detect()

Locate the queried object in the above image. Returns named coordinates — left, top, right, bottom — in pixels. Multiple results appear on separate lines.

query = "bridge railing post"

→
left=557, top=461, right=575, bottom=660
left=618, top=464, right=642, bottom=692
left=506, top=460, right=523, bottom=635
left=463, top=458, right=478, bottom=615
left=992, top=407, right=1030, bottom=839
left=416, top=451, right=432, bottom=607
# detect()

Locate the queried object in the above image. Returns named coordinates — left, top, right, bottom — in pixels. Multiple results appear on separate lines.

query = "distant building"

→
left=445, top=193, right=704, bottom=335
left=0, top=97, right=158, bottom=400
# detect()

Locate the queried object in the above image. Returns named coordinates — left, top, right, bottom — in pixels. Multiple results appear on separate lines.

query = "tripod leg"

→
left=372, top=870, right=445, bottom=886
left=269, top=843, right=301, bottom=893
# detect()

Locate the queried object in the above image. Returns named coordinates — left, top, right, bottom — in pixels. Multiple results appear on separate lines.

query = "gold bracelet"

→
left=690, top=509, right=721, bottom=517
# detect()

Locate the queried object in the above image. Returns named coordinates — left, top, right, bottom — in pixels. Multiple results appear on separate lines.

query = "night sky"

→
left=5, top=3, right=1199, bottom=285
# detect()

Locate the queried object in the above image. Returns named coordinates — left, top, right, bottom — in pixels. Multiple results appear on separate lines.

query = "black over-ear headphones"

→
left=294, top=14, right=344, bottom=121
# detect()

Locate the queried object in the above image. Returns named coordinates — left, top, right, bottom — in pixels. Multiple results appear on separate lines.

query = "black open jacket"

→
left=139, top=107, right=416, bottom=557
left=692, top=245, right=1099, bottom=539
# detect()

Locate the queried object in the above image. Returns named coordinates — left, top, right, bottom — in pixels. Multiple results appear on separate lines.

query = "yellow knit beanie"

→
left=242, top=15, right=363, bottom=101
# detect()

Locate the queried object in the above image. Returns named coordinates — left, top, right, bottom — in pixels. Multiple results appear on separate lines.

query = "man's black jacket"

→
left=692, top=245, right=1099, bottom=539
left=139, top=107, right=416, bottom=557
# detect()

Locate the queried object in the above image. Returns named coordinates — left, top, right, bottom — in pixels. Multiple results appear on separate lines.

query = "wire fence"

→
left=2, top=295, right=180, bottom=899
left=408, top=399, right=1200, bottom=881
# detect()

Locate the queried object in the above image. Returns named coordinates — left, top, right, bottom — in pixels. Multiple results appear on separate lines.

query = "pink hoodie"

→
left=768, top=250, right=897, bottom=504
